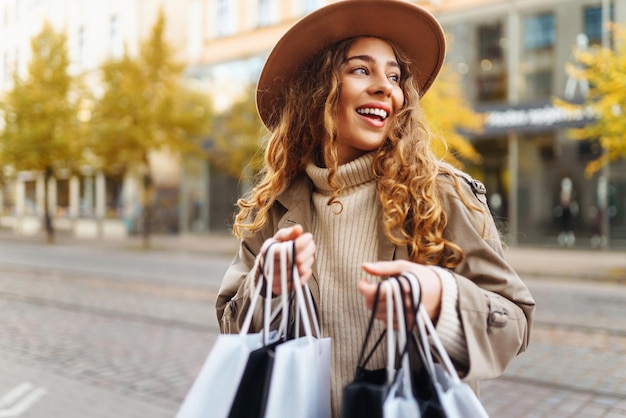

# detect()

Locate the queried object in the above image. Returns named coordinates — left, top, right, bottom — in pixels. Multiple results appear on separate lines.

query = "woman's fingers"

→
left=295, top=232, right=315, bottom=284
left=274, top=224, right=304, bottom=242
left=360, top=260, right=443, bottom=322
left=361, top=260, right=414, bottom=277
left=262, top=225, right=316, bottom=293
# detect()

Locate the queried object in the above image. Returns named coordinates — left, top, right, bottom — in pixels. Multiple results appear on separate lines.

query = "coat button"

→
left=488, top=309, right=508, bottom=328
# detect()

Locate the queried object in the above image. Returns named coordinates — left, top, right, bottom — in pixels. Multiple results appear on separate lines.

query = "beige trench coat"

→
left=216, top=166, right=535, bottom=384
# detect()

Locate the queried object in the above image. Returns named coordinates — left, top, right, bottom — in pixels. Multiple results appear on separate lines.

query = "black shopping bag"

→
left=341, top=283, right=387, bottom=418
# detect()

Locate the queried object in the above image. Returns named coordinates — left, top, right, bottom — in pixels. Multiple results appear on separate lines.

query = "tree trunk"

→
left=43, top=166, right=55, bottom=244
left=141, top=171, right=153, bottom=249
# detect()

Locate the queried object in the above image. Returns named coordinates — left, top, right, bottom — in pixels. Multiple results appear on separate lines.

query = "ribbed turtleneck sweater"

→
left=305, top=152, right=467, bottom=417
left=306, top=153, right=386, bottom=417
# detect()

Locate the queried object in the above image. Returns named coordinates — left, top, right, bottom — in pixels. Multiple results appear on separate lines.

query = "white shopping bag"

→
left=432, top=363, right=489, bottom=418
left=265, top=335, right=332, bottom=418
left=176, top=332, right=265, bottom=418
left=382, top=278, right=420, bottom=418
left=416, top=298, right=490, bottom=418
left=177, top=251, right=284, bottom=418
left=264, top=242, right=332, bottom=418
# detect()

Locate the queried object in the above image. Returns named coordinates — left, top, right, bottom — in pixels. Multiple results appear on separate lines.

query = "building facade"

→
left=435, top=0, right=625, bottom=247
left=1, top=0, right=625, bottom=247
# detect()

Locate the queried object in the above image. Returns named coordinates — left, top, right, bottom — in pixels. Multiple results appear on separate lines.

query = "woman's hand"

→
left=260, top=224, right=316, bottom=295
left=357, top=260, right=443, bottom=323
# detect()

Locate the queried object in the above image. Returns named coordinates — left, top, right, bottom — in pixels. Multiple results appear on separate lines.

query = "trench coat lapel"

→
left=275, top=176, right=321, bottom=306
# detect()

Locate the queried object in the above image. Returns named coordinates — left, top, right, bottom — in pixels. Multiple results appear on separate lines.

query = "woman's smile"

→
left=335, top=37, right=404, bottom=164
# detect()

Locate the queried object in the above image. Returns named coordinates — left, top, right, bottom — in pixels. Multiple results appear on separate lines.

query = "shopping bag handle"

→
left=388, top=277, right=417, bottom=393
left=291, top=240, right=322, bottom=339
left=406, top=271, right=462, bottom=384
left=239, top=240, right=290, bottom=342
left=353, top=281, right=385, bottom=377
left=248, top=240, right=320, bottom=342
left=384, top=279, right=412, bottom=385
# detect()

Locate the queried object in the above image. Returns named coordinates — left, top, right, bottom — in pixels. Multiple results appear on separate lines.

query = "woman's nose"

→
left=369, top=73, right=393, bottom=96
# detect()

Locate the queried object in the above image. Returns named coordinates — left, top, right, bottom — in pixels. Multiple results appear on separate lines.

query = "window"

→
left=584, top=5, right=613, bottom=45
left=524, top=13, right=555, bottom=50
left=24, top=180, right=37, bottom=216
left=110, top=15, right=122, bottom=58
left=217, top=0, right=236, bottom=36
left=478, top=22, right=503, bottom=61
left=56, top=179, right=69, bottom=217
left=476, top=22, right=507, bottom=103
left=80, top=175, right=95, bottom=218
left=521, top=13, right=554, bottom=100
left=477, top=74, right=507, bottom=102
left=522, top=70, right=552, bottom=101
left=105, top=174, right=124, bottom=218
left=258, top=0, right=272, bottom=26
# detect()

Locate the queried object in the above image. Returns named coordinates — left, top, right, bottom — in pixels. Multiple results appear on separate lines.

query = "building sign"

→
left=478, top=101, right=597, bottom=135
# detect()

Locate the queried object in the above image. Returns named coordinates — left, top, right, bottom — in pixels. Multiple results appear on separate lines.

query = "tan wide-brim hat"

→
left=256, top=0, right=446, bottom=130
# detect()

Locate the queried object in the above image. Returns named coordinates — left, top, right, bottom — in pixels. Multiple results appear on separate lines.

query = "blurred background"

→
left=0, top=0, right=625, bottom=249
left=0, top=1, right=625, bottom=417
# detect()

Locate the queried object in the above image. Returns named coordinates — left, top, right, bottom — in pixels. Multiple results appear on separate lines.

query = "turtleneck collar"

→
left=305, top=152, right=375, bottom=193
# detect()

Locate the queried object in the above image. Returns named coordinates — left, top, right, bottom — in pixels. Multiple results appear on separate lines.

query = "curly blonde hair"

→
left=235, top=36, right=480, bottom=268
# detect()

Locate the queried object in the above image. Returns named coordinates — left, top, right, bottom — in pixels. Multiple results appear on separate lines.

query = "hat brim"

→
left=256, top=0, right=446, bottom=130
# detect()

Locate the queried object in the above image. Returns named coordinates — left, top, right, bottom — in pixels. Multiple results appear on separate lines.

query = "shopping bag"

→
left=341, top=282, right=387, bottom=418
left=175, top=332, right=266, bottom=418
left=228, top=242, right=294, bottom=418
left=411, top=275, right=490, bottom=418
left=410, top=359, right=446, bottom=418
left=227, top=337, right=281, bottom=418
left=177, top=244, right=287, bottom=418
left=431, top=363, right=489, bottom=418
left=264, top=241, right=332, bottom=418
left=384, top=372, right=421, bottom=418
left=399, top=273, right=446, bottom=418
left=382, top=278, right=420, bottom=418
left=264, top=334, right=331, bottom=418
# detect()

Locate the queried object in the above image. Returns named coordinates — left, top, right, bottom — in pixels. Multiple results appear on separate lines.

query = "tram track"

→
left=0, top=262, right=222, bottom=334
left=0, top=290, right=219, bottom=333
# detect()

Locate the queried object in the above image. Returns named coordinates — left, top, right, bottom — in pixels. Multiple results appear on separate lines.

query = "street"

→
left=0, top=237, right=625, bottom=417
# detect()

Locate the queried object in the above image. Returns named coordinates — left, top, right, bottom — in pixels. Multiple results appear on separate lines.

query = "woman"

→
left=216, top=1, right=535, bottom=416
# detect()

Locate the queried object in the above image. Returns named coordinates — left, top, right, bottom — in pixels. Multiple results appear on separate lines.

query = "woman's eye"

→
left=389, top=74, right=400, bottom=83
left=353, top=67, right=368, bottom=75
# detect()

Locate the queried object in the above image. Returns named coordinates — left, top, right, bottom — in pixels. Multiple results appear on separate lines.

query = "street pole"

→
left=508, top=131, right=519, bottom=247
left=600, top=0, right=611, bottom=249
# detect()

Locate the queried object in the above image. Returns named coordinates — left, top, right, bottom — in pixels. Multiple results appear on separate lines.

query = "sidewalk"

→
left=151, top=233, right=626, bottom=283
left=2, top=230, right=626, bottom=283
left=502, top=245, right=626, bottom=283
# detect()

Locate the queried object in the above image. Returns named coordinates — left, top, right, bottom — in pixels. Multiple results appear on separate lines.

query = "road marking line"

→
left=0, top=383, right=47, bottom=417
left=0, top=383, right=32, bottom=409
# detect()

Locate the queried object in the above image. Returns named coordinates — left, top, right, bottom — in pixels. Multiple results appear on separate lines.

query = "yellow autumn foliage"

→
left=555, top=24, right=626, bottom=176
left=421, top=64, right=484, bottom=167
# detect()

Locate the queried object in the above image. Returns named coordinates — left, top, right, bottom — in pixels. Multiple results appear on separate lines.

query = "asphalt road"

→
left=0, top=237, right=625, bottom=417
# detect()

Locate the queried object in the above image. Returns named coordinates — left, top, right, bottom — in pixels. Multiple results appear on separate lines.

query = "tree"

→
left=90, top=9, right=212, bottom=247
left=421, top=63, right=483, bottom=166
left=0, top=22, right=83, bottom=243
left=555, top=24, right=626, bottom=176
